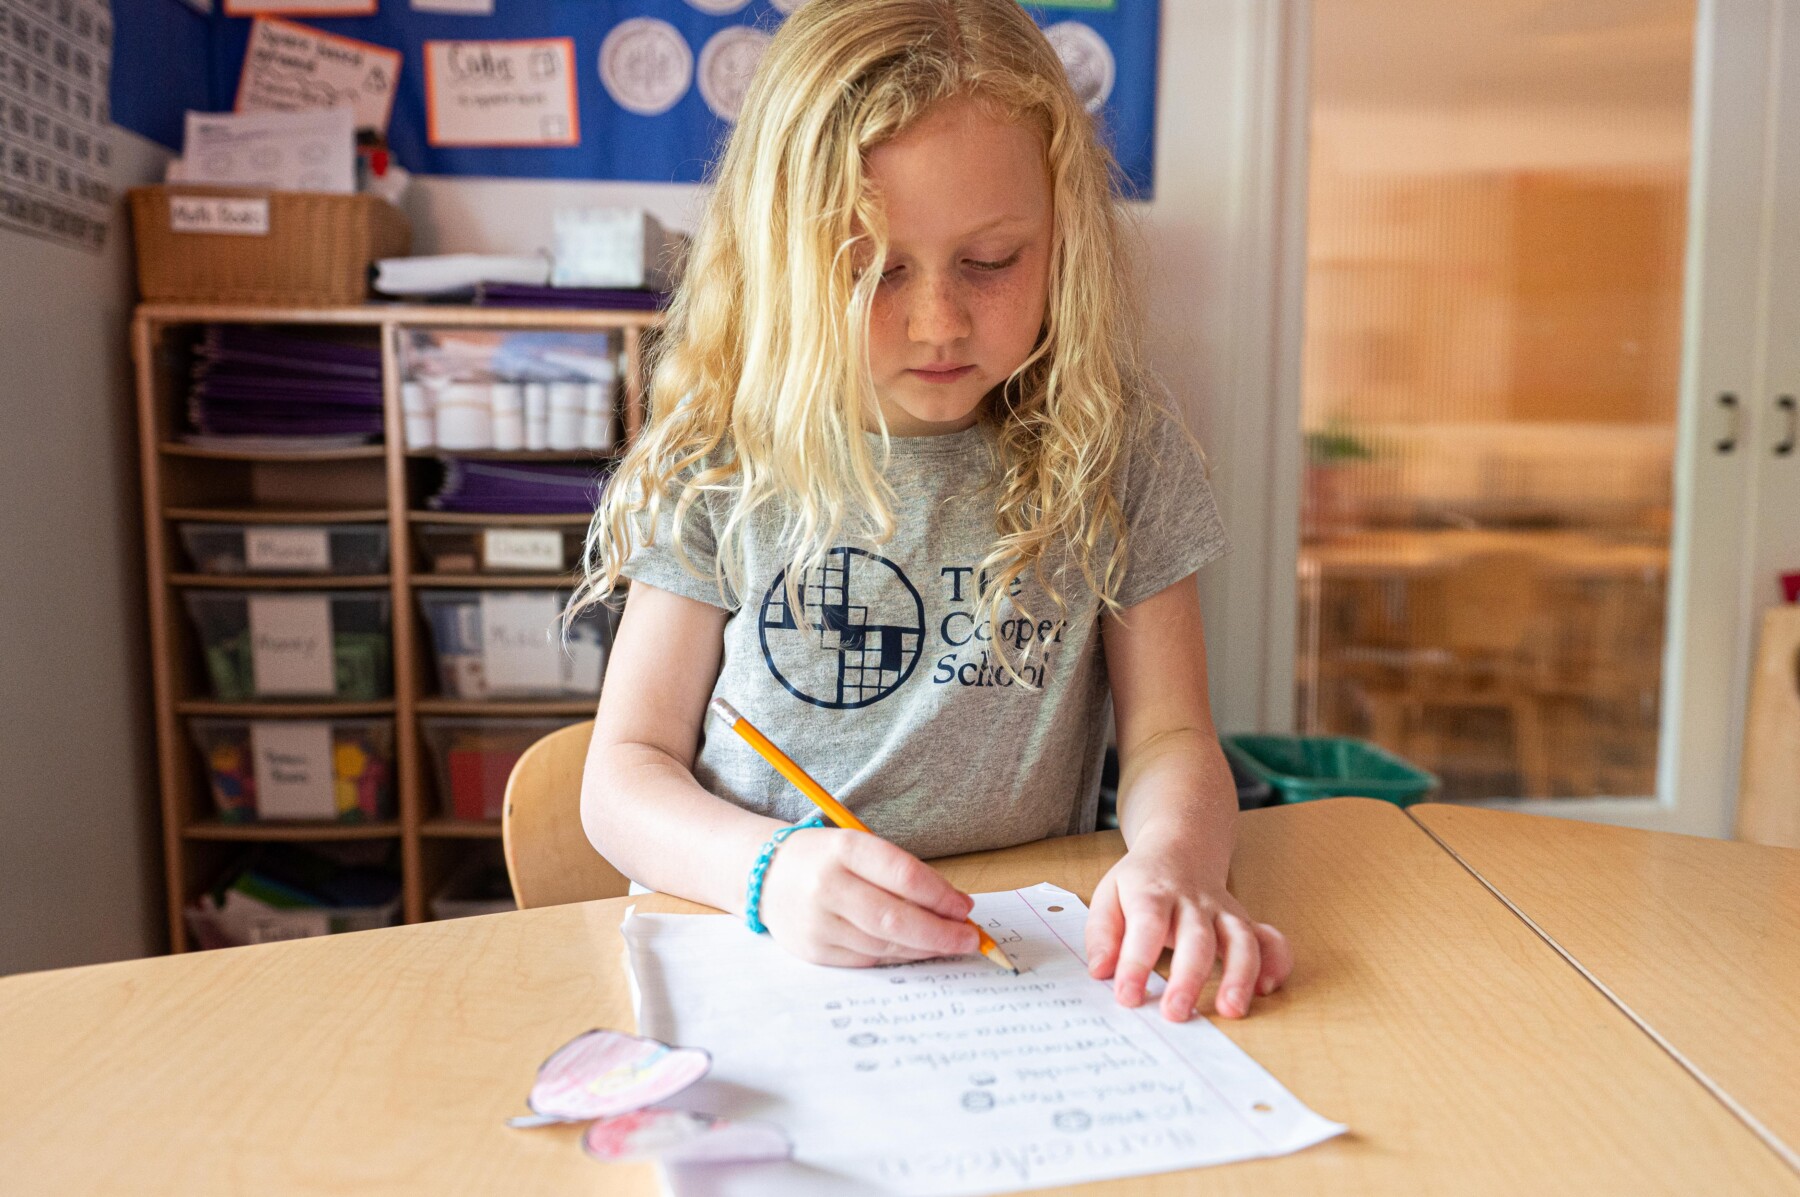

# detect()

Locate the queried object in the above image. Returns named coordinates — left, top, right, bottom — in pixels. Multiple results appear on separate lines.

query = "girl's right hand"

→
left=755, top=829, right=982, bottom=967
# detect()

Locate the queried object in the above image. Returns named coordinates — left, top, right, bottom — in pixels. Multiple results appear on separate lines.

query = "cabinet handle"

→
left=1776, top=395, right=1797, bottom=457
left=1716, top=392, right=1740, bottom=454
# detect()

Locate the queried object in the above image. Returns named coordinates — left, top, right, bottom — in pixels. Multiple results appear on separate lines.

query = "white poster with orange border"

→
left=423, top=38, right=580, bottom=148
left=223, top=0, right=379, bottom=16
left=235, top=17, right=402, bottom=134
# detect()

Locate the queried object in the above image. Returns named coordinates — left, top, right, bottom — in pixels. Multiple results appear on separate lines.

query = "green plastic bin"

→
left=1222, top=735, right=1438, bottom=807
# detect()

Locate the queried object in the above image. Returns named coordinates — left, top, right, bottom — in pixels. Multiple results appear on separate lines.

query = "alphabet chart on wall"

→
left=0, top=0, right=113, bottom=251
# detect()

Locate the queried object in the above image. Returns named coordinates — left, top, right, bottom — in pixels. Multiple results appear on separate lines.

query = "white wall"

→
left=0, top=130, right=166, bottom=973
left=401, top=1, right=1282, bottom=731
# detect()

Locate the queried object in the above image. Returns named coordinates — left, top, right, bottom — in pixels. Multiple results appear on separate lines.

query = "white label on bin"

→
left=168, top=197, right=271, bottom=236
left=249, top=595, right=335, bottom=696
left=482, top=528, right=562, bottom=572
left=246, top=527, right=332, bottom=573
left=480, top=592, right=561, bottom=693
left=250, top=721, right=337, bottom=819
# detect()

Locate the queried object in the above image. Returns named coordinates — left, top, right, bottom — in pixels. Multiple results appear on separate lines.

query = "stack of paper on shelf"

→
left=185, top=325, right=384, bottom=444
left=427, top=458, right=605, bottom=515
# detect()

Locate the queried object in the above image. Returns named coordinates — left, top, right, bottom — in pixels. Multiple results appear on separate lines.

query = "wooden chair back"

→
left=501, top=720, right=632, bottom=909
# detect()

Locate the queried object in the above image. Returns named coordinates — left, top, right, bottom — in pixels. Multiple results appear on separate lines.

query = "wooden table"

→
left=1412, top=803, right=1800, bottom=1174
left=2, top=799, right=1795, bottom=1195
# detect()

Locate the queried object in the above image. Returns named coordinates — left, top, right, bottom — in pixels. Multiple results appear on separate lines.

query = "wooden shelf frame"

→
left=132, top=303, right=653, bottom=950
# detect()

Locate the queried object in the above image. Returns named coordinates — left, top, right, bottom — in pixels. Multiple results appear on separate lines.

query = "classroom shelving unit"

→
left=131, top=302, right=659, bottom=952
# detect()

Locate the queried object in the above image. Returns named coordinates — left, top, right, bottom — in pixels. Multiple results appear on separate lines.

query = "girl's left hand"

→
left=1084, top=845, right=1293, bottom=1022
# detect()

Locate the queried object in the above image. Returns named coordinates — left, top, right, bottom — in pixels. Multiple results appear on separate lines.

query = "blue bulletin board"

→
left=110, top=0, right=1160, bottom=197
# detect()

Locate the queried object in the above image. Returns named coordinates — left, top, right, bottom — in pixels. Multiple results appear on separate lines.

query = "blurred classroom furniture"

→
left=1735, top=606, right=1800, bottom=849
left=133, top=303, right=654, bottom=952
left=3, top=800, right=1795, bottom=1194
left=1414, top=804, right=1800, bottom=1170
left=501, top=719, right=628, bottom=909
left=1297, top=528, right=1669, bottom=800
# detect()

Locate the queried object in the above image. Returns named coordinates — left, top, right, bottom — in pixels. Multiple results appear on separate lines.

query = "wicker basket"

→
left=129, top=185, right=412, bottom=307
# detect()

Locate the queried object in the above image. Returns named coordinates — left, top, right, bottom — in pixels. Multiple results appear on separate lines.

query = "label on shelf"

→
left=246, top=527, right=332, bottom=573
left=482, top=528, right=563, bottom=572
left=480, top=591, right=562, bottom=692
left=168, top=197, right=271, bottom=236
left=249, top=595, right=336, bottom=696
left=250, top=721, right=337, bottom=819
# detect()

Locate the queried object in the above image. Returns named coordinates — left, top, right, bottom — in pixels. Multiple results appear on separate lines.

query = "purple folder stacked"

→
left=471, top=282, right=670, bottom=311
left=428, top=458, right=606, bottom=515
left=186, top=326, right=384, bottom=441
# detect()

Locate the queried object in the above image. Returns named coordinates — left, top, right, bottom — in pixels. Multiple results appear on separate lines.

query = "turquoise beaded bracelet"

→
left=744, top=813, right=830, bottom=934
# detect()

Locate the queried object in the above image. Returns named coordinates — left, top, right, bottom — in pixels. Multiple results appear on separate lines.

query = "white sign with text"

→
left=246, top=527, right=332, bottom=573
left=481, top=528, right=563, bottom=572
left=236, top=17, right=402, bottom=133
left=249, top=594, right=335, bottom=696
left=250, top=721, right=336, bottom=819
left=424, top=38, right=579, bottom=147
left=479, top=591, right=561, bottom=693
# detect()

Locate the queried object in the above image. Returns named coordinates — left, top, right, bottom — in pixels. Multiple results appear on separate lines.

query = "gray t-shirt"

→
left=619, top=407, right=1228, bottom=860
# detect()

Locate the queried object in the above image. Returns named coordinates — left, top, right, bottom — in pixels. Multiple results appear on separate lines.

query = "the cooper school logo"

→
left=759, top=548, right=925, bottom=709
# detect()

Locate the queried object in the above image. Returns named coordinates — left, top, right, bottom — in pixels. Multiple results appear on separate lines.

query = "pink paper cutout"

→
left=582, top=1108, right=793, bottom=1165
left=528, top=1029, right=712, bottom=1122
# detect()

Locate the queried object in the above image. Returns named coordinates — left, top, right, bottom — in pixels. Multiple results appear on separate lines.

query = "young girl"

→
left=573, top=0, right=1292, bottom=1024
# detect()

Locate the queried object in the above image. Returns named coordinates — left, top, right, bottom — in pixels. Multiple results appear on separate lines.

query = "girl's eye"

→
left=967, top=252, right=1021, bottom=273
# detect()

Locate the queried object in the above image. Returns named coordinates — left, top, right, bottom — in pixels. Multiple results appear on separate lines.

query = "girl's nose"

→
left=908, top=275, right=973, bottom=347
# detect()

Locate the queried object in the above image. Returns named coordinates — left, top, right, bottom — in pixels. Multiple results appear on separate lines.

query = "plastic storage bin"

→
left=1222, top=735, right=1438, bottom=807
left=422, top=716, right=577, bottom=820
left=189, top=716, right=395, bottom=822
left=186, top=893, right=401, bottom=948
left=183, top=590, right=393, bottom=701
left=177, top=522, right=389, bottom=576
left=418, top=589, right=607, bottom=699
left=430, top=860, right=518, bottom=920
left=184, top=842, right=402, bottom=948
left=414, top=522, right=586, bottom=574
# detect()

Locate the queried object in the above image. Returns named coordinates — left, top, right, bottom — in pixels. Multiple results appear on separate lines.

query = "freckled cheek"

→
left=969, top=275, right=1049, bottom=361
left=865, top=296, right=909, bottom=373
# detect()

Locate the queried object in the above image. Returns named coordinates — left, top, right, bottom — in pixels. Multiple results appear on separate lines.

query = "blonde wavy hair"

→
left=571, top=0, right=1154, bottom=666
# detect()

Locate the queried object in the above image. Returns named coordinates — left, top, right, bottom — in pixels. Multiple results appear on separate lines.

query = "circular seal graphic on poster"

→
left=599, top=19, right=695, bottom=117
left=698, top=26, right=772, bottom=122
left=759, top=548, right=925, bottom=709
left=685, top=0, right=751, bottom=13
left=1043, top=22, right=1114, bottom=112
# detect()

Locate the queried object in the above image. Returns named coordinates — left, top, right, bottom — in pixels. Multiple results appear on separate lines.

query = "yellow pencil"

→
left=708, top=697, right=1018, bottom=974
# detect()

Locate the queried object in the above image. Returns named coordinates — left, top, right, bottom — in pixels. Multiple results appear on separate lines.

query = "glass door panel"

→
left=1293, top=1, right=1694, bottom=800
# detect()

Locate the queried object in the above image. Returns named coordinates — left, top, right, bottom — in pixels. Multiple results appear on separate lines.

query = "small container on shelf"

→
left=415, top=522, right=586, bottom=575
left=430, top=858, right=518, bottom=920
left=189, top=716, right=395, bottom=822
left=183, top=590, right=394, bottom=701
left=177, top=521, right=390, bottom=576
left=422, top=715, right=578, bottom=820
left=417, top=589, right=607, bottom=699
left=184, top=842, right=402, bottom=949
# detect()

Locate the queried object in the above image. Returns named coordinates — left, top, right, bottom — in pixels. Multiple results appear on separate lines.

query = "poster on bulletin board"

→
left=109, top=0, right=1161, bottom=197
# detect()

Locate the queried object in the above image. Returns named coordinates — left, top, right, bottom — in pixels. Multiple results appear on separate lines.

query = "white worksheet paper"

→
left=623, top=883, right=1345, bottom=1196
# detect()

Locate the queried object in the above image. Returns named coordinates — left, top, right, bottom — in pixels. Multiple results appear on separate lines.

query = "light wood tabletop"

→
left=1, top=799, right=1794, bottom=1195
left=1411, top=802, right=1800, bottom=1173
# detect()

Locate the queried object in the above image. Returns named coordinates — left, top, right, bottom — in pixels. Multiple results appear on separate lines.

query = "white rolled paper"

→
left=491, top=382, right=525, bottom=451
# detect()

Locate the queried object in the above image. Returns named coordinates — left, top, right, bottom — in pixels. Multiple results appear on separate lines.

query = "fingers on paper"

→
left=1111, top=886, right=1177, bottom=1008
left=1084, top=873, right=1125, bottom=980
left=1159, top=904, right=1216, bottom=1022
left=1211, top=912, right=1262, bottom=1019
left=845, top=835, right=973, bottom=923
